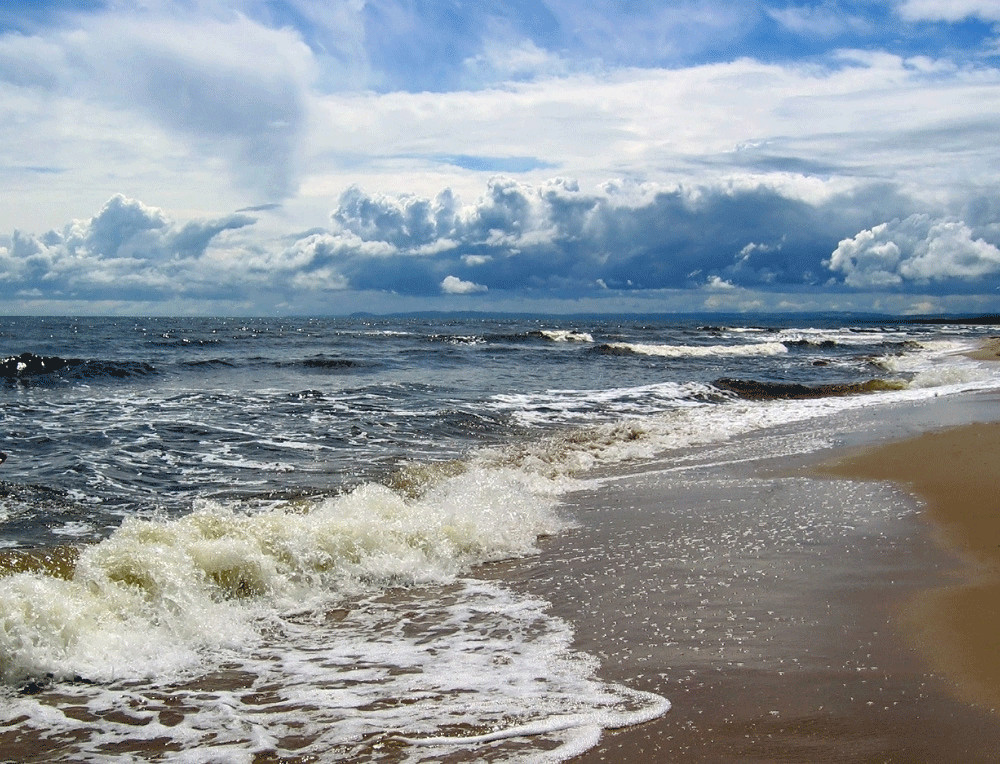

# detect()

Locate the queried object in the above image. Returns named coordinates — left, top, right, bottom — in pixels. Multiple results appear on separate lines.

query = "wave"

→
left=534, top=329, right=595, bottom=343
left=0, top=575, right=669, bottom=762
left=427, top=333, right=487, bottom=345
left=298, top=356, right=368, bottom=369
left=0, top=353, right=155, bottom=382
left=714, top=377, right=907, bottom=400
left=697, top=325, right=769, bottom=334
left=478, top=341, right=1000, bottom=479
left=427, top=329, right=597, bottom=345
left=489, top=381, right=726, bottom=426
left=0, top=456, right=675, bottom=761
left=0, top=465, right=566, bottom=685
left=182, top=358, right=236, bottom=369
left=594, top=340, right=788, bottom=358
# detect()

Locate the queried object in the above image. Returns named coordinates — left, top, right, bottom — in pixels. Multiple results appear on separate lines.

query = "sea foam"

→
left=0, top=466, right=565, bottom=685
left=599, top=340, right=788, bottom=357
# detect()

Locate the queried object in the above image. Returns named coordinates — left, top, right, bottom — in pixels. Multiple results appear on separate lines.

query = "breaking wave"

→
left=594, top=340, right=788, bottom=358
left=0, top=466, right=567, bottom=685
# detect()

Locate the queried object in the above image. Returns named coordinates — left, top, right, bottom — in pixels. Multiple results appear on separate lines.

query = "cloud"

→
left=462, top=255, right=492, bottom=266
left=441, top=275, right=488, bottom=294
left=6, top=176, right=998, bottom=316
left=0, top=11, right=315, bottom=201
left=538, top=0, right=757, bottom=67
left=331, top=186, right=457, bottom=250
left=304, top=176, right=906, bottom=297
left=768, top=4, right=871, bottom=37
left=0, top=194, right=256, bottom=301
left=826, top=215, right=1000, bottom=288
left=705, top=275, right=737, bottom=290
left=898, top=0, right=1000, bottom=22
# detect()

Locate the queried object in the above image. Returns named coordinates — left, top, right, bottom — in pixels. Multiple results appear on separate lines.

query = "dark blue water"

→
left=0, top=314, right=983, bottom=548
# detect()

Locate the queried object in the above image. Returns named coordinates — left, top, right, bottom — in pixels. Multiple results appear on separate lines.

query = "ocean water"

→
left=1, top=314, right=998, bottom=762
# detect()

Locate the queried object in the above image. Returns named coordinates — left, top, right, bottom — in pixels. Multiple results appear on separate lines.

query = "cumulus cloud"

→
left=0, top=194, right=256, bottom=301
left=441, top=275, right=488, bottom=294
left=826, top=215, right=1000, bottom=288
left=3, top=179, right=999, bottom=315
left=304, top=176, right=900, bottom=297
left=332, top=186, right=458, bottom=249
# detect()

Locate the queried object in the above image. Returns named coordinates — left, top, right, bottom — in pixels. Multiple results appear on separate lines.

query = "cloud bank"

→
left=3, top=180, right=998, bottom=314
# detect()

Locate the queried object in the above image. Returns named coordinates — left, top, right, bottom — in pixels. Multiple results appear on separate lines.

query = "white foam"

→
left=539, top=329, right=595, bottom=343
left=773, top=327, right=911, bottom=346
left=490, top=380, right=717, bottom=426
left=0, top=580, right=670, bottom=762
left=50, top=521, right=95, bottom=537
left=604, top=340, right=788, bottom=357
left=478, top=339, right=1000, bottom=479
left=0, top=466, right=566, bottom=685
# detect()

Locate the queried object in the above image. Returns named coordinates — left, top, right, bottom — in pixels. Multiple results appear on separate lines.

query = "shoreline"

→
left=966, top=336, right=1000, bottom=361
left=820, top=421, right=1000, bottom=714
left=481, top=390, right=1000, bottom=761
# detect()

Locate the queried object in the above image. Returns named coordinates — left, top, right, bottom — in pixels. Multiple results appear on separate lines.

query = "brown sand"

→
left=967, top=336, right=1000, bottom=361
left=821, top=421, right=1000, bottom=713
left=478, top=394, right=1000, bottom=761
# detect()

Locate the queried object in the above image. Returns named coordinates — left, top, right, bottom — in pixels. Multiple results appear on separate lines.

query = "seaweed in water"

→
left=714, top=377, right=906, bottom=400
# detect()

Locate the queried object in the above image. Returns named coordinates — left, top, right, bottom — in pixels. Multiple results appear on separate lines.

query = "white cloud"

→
left=900, top=219, right=1000, bottom=279
left=826, top=215, right=1000, bottom=287
left=768, top=5, right=871, bottom=37
left=0, top=194, right=256, bottom=300
left=290, top=267, right=349, bottom=292
left=898, top=0, right=1000, bottom=22
left=303, top=52, right=1000, bottom=229
left=462, top=254, right=492, bottom=266
left=332, top=186, right=456, bottom=249
left=441, top=275, right=487, bottom=294
left=0, top=9, right=315, bottom=226
left=705, top=275, right=737, bottom=290
left=462, top=39, right=570, bottom=83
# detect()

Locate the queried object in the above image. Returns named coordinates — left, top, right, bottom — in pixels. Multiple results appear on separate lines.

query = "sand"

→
left=966, top=336, right=1000, bottom=361
left=822, top=421, right=1000, bottom=713
left=481, top=392, right=1000, bottom=761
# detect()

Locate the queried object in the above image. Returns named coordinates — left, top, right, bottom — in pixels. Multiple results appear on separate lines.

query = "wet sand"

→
left=822, top=421, right=1000, bottom=714
left=967, top=336, right=1000, bottom=361
left=485, top=395, right=1000, bottom=761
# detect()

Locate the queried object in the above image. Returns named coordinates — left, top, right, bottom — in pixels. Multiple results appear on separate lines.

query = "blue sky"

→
left=1, top=0, right=999, bottom=315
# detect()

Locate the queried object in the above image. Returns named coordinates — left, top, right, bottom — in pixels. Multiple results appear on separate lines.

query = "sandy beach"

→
left=966, top=336, right=1000, bottom=362
left=482, top=389, right=1000, bottom=761
left=822, top=420, right=1000, bottom=715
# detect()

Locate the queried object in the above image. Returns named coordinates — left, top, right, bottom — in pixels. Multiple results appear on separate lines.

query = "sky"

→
left=1, top=1, right=999, bottom=316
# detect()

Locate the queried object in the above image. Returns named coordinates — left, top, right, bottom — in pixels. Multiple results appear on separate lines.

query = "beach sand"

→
left=966, top=336, right=1000, bottom=361
left=484, top=393, right=1000, bottom=761
left=822, top=421, right=1000, bottom=715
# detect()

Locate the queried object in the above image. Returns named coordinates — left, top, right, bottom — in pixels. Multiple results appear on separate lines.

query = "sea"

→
left=1, top=314, right=998, bottom=762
